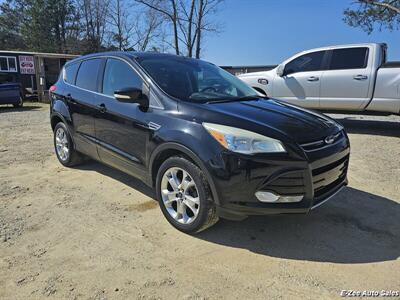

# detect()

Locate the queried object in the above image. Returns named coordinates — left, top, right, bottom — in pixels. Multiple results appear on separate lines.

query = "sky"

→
left=202, top=0, right=400, bottom=66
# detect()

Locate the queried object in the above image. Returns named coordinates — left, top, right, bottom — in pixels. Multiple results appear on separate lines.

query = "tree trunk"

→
left=195, top=0, right=204, bottom=59
left=171, top=0, right=179, bottom=55
left=187, top=0, right=195, bottom=57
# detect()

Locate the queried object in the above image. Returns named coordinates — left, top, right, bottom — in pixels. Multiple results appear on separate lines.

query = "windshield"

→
left=137, top=56, right=259, bottom=102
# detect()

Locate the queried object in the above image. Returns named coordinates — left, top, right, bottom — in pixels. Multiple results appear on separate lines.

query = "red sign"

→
left=19, top=56, right=35, bottom=74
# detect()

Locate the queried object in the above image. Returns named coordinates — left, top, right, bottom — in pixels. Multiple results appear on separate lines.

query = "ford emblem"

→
left=325, top=135, right=335, bottom=144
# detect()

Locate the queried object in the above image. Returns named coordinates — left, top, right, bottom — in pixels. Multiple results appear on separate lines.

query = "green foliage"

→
left=0, top=0, right=81, bottom=53
left=344, top=0, right=400, bottom=34
left=0, top=0, right=26, bottom=50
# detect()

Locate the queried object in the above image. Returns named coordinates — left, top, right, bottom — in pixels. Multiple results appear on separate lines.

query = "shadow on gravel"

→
left=197, top=187, right=400, bottom=264
left=74, top=161, right=399, bottom=264
left=333, top=117, right=400, bottom=138
left=0, top=105, right=42, bottom=113
left=76, top=160, right=156, bottom=199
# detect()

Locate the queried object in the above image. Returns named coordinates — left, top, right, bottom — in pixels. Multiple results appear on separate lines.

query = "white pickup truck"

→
left=238, top=43, right=400, bottom=115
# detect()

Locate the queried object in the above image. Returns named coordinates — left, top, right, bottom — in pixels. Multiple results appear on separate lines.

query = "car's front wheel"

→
left=53, top=122, right=84, bottom=167
left=156, top=156, right=219, bottom=234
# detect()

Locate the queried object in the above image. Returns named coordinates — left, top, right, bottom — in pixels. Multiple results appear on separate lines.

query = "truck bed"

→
left=366, top=62, right=400, bottom=114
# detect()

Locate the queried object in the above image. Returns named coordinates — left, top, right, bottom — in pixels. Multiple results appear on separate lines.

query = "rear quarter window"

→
left=329, top=47, right=369, bottom=70
left=64, top=62, right=80, bottom=84
left=75, top=59, right=102, bottom=91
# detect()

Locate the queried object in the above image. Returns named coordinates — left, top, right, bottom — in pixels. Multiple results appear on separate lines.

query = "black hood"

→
left=195, top=98, right=342, bottom=143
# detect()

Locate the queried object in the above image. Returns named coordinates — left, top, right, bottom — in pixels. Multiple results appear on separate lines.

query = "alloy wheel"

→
left=55, top=127, right=69, bottom=161
left=160, top=167, right=200, bottom=224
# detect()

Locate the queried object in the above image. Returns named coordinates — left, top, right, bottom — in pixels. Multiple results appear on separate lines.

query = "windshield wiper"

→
left=206, top=95, right=264, bottom=104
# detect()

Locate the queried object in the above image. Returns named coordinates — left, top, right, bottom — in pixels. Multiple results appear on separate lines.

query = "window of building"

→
left=0, top=56, right=18, bottom=72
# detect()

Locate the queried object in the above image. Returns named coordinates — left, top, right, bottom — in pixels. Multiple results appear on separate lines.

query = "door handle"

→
left=307, top=76, right=319, bottom=82
left=353, top=75, right=368, bottom=80
left=97, top=103, right=107, bottom=113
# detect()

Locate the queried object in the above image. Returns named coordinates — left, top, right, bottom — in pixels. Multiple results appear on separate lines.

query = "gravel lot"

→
left=0, top=102, right=399, bottom=300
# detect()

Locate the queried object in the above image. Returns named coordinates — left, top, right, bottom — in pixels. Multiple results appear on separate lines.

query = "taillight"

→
left=50, top=85, right=57, bottom=92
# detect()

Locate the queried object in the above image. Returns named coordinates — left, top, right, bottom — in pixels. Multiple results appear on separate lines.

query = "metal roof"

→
left=0, top=50, right=78, bottom=58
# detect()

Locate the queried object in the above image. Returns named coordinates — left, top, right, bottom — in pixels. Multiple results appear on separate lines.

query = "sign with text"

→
left=19, top=56, right=35, bottom=74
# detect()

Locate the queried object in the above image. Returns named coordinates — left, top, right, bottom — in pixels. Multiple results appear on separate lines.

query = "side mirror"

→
left=276, top=64, right=285, bottom=77
left=114, top=87, right=149, bottom=108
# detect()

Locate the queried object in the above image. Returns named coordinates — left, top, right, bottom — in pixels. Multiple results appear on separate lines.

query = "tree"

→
left=344, top=0, right=400, bottom=33
left=131, top=8, right=165, bottom=51
left=0, top=0, right=26, bottom=50
left=135, top=0, right=181, bottom=54
left=108, top=0, right=131, bottom=50
left=135, top=0, right=223, bottom=58
left=0, top=0, right=80, bottom=53
left=192, top=0, right=223, bottom=58
left=79, top=0, right=110, bottom=52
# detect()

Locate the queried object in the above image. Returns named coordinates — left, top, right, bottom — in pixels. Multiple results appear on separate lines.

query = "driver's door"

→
left=95, top=57, right=150, bottom=180
left=272, top=50, right=328, bottom=109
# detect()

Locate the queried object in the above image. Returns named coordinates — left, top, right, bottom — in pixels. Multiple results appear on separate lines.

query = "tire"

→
left=53, top=122, right=84, bottom=167
left=156, top=156, right=219, bottom=234
left=13, top=96, right=23, bottom=108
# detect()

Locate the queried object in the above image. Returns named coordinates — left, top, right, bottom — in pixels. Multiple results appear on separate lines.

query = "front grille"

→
left=312, top=154, right=349, bottom=199
left=301, top=131, right=344, bottom=152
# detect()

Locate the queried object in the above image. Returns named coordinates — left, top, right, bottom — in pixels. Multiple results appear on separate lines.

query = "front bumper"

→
left=207, top=133, right=350, bottom=220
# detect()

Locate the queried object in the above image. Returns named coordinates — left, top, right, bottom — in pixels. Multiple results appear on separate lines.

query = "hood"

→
left=237, top=69, right=276, bottom=79
left=199, top=98, right=342, bottom=143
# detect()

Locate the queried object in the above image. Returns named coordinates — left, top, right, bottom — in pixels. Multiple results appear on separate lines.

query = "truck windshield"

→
left=137, top=56, right=259, bottom=103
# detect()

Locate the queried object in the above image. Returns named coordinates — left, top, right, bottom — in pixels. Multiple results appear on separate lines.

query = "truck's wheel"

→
left=156, top=156, right=219, bottom=234
left=13, top=96, right=23, bottom=108
left=53, top=122, right=84, bottom=167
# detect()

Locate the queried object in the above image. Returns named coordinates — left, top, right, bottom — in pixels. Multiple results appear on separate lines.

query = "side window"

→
left=102, top=58, right=143, bottom=96
left=285, top=51, right=325, bottom=75
left=64, top=62, right=80, bottom=84
left=329, top=47, right=369, bottom=70
left=76, top=59, right=102, bottom=91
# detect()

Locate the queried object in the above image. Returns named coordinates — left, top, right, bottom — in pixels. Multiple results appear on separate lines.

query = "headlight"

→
left=202, top=123, right=286, bottom=154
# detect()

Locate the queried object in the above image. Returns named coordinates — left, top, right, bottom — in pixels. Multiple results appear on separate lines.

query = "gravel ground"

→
left=0, top=102, right=399, bottom=300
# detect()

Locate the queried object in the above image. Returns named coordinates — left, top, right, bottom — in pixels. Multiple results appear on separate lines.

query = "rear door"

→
left=65, top=58, right=102, bottom=159
left=320, top=47, right=372, bottom=110
left=272, top=50, right=327, bottom=109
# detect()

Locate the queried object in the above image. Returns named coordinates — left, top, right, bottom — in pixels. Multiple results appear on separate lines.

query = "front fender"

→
left=148, top=129, right=223, bottom=205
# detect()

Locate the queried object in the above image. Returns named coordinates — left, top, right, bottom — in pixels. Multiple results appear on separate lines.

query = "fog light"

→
left=255, top=191, right=303, bottom=203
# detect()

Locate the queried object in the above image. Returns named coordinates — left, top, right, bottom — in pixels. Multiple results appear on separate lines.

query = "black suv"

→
left=50, top=52, right=350, bottom=233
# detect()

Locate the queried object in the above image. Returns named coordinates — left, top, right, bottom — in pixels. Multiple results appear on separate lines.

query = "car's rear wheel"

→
left=156, top=156, right=219, bottom=234
left=13, top=96, right=23, bottom=108
left=53, top=122, right=84, bottom=167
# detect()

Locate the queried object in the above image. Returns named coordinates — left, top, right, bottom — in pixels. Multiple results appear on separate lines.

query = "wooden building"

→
left=0, top=51, right=77, bottom=102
